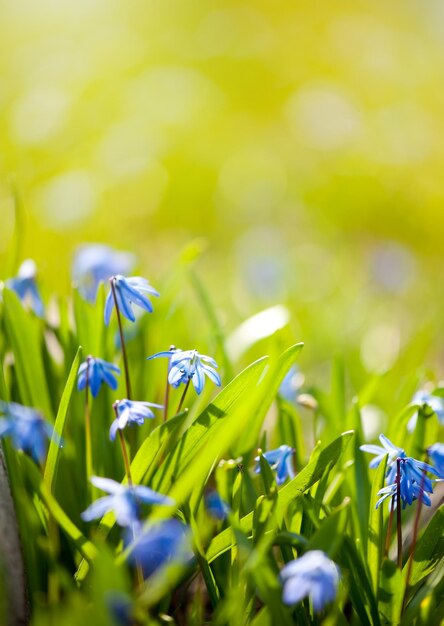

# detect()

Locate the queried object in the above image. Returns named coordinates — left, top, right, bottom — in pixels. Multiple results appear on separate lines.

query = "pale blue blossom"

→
left=408, top=390, right=444, bottom=432
left=77, top=356, right=120, bottom=398
left=255, top=445, right=295, bottom=485
left=81, top=476, right=173, bottom=528
left=109, top=399, right=162, bottom=441
left=6, top=259, right=44, bottom=317
left=105, top=275, right=159, bottom=325
left=280, top=550, right=340, bottom=611
left=72, top=244, right=135, bottom=303
left=0, top=402, right=56, bottom=463
left=147, top=349, right=221, bottom=394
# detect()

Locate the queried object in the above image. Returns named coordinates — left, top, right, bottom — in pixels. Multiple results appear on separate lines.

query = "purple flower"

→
left=6, top=259, right=44, bottom=317
left=81, top=476, right=173, bottom=528
left=104, top=275, right=159, bottom=325
left=255, top=445, right=295, bottom=485
left=109, top=399, right=162, bottom=441
left=0, top=402, right=56, bottom=463
left=77, top=356, right=120, bottom=398
left=72, top=244, right=135, bottom=303
left=147, top=349, right=221, bottom=394
left=127, top=519, right=191, bottom=578
left=280, top=550, right=340, bottom=611
left=360, top=434, right=406, bottom=484
left=428, top=443, right=444, bottom=479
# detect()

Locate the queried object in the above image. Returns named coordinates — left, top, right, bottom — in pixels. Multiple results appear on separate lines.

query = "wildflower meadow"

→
left=0, top=243, right=443, bottom=626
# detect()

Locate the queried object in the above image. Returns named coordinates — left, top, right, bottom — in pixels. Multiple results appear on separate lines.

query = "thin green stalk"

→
left=385, top=506, right=394, bottom=557
left=110, top=278, right=132, bottom=399
left=85, top=356, right=93, bottom=500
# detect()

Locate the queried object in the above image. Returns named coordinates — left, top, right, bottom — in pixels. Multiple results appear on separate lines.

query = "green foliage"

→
left=0, top=263, right=442, bottom=626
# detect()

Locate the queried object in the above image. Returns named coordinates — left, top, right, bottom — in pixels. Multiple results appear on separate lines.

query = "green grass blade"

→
left=3, top=288, right=53, bottom=418
left=367, top=454, right=388, bottom=593
left=44, top=346, right=82, bottom=493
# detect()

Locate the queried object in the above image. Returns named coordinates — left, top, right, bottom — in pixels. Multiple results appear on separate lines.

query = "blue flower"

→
left=77, top=356, right=121, bottom=398
left=376, top=456, right=438, bottom=509
left=408, top=390, right=444, bottom=432
left=127, top=519, right=191, bottom=578
left=279, top=366, right=305, bottom=403
left=255, top=445, right=295, bottom=485
left=104, top=275, right=159, bottom=325
left=72, top=244, right=135, bottom=303
left=280, top=550, right=340, bottom=611
left=109, top=399, right=162, bottom=441
left=360, top=434, right=406, bottom=484
left=5, top=259, right=44, bottom=317
left=428, top=443, right=444, bottom=478
left=147, top=349, right=221, bottom=394
left=81, top=476, right=173, bottom=528
left=206, top=491, right=230, bottom=520
left=0, top=402, right=56, bottom=463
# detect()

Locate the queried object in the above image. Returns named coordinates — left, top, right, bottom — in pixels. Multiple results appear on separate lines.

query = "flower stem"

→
left=118, top=430, right=133, bottom=486
left=176, top=378, right=191, bottom=414
left=85, top=356, right=93, bottom=500
left=110, top=278, right=132, bottom=399
left=385, top=505, right=394, bottom=557
left=396, top=458, right=403, bottom=569
left=402, top=458, right=427, bottom=613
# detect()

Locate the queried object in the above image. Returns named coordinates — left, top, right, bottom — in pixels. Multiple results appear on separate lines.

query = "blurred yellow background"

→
left=1, top=0, right=444, bottom=382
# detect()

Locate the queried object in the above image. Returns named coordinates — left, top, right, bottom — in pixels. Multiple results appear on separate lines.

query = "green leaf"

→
left=378, top=558, right=403, bottom=625
left=3, top=288, right=53, bottom=418
left=44, top=346, right=82, bottom=493
left=206, top=430, right=354, bottom=563
left=152, top=356, right=269, bottom=496
left=406, top=506, right=444, bottom=591
left=231, top=343, right=304, bottom=458
left=22, top=456, right=97, bottom=563
left=367, top=454, right=388, bottom=593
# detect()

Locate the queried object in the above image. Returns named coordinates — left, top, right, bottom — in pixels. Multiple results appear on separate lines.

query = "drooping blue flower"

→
left=360, top=434, right=406, bottom=484
left=206, top=491, right=230, bottom=520
left=408, top=390, right=444, bottom=432
left=72, top=244, right=135, bottom=303
left=375, top=456, right=439, bottom=509
left=5, top=259, right=44, bottom=317
left=428, top=443, right=444, bottom=478
left=0, top=402, right=56, bottom=463
left=255, top=445, right=295, bottom=485
left=109, top=399, right=162, bottom=441
left=104, top=275, right=159, bottom=325
left=127, top=519, right=192, bottom=578
left=147, top=349, right=221, bottom=395
left=81, top=476, right=173, bottom=528
left=280, top=550, right=340, bottom=611
left=77, top=356, right=121, bottom=398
